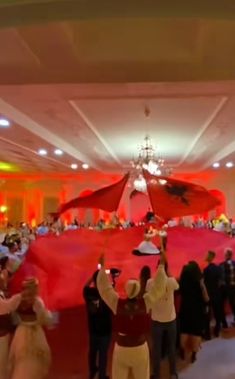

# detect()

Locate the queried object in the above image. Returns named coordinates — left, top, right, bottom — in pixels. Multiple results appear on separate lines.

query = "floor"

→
left=47, top=306, right=235, bottom=379
left=180, top=336, right=235, bottom=379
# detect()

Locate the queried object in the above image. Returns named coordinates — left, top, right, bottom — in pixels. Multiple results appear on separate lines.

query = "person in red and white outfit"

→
left=97, top=248, right=167, bottom=379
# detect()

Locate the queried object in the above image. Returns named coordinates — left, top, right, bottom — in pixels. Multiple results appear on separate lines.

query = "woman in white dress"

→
left=0, top=266, right=21, bottom=379
left=133, top=227, right=161, bottom=256
left=9, top=278, right=52, bottom=379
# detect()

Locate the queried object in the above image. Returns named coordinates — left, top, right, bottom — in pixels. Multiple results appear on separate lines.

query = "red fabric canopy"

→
left=11, top=226, right=234, bottom=310
left=59, top=173, right=129, bottom=214
left=144, top=170, right=220, bottom=220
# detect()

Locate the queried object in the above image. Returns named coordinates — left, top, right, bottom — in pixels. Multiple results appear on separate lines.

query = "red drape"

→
left=59, top=173, right=129, bottom=214
left=11, top=226, right=235, bottom=310
left=144, top=170, right=220, bottom=220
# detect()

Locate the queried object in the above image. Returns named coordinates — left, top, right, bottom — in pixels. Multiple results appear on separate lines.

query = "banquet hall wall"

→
left=0, top=169, right=234, bottom=225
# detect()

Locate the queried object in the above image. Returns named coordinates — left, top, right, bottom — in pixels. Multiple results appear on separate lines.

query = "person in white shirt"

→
left=147, top=262, right=179, bottom=379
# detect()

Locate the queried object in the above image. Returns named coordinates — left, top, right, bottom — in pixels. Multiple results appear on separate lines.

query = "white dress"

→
left=136, top=241, right=160, bottom=255
left=134, top=230, right=160, bottom=255
left=0, top=293, right=21, bottom=379
left=9, top=297, right=52, bottom=379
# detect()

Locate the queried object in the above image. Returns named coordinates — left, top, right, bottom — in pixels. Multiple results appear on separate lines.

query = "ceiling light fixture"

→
left=212, top=162, right=220, bottom=168
left=71, top=163, right=78, bottom=170
left=226, top=162, right=233, bottom=168
left=38, top=149, right=47, bottom=156
left=0, top=118, right=10, bottom=127
left=130, top=107, right=172, bottom=192
left=54, top=149, right=63, bottom=156
left=82, top=163, right=89, bottom=170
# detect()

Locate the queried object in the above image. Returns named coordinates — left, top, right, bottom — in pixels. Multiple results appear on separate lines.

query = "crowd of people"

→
left=83, top=240, right=235, bottom=379
left=1, top=209, right=235, bottom=242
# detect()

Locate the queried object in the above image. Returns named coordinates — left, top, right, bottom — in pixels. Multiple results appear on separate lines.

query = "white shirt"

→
left=147, top=276, right=179, bottom=322
left=97, top=265, right=167, bottom=315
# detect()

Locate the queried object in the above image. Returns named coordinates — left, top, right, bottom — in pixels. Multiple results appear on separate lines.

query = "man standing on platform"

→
left=83, top=270, right=112, bottom=379
left=97, top=248, right=167, bottom=379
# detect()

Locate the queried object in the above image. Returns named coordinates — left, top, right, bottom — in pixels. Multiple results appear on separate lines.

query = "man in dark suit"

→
left=220, top=248, right=235, bottom=327
left=203, top=251, right=223, bottom=337
left=83, top=270, right=112, bottom=379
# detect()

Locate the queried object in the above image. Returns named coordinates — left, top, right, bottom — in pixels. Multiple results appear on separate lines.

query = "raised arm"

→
left=144, top=263, right=167, bottom=312
left=144, top=237, right=167, bottom=312
left=0, top=293, right=22, bottom=315
left=97, top=255, right=119, bottom=314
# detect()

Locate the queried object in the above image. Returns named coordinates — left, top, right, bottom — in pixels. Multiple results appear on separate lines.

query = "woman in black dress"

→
left=179, top=261, right=209, bottom=362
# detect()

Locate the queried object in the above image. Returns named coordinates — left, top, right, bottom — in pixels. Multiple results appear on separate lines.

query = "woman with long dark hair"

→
left=179, top=261, right=209, bottom=363
left=139, top=266, right=151, bottom=297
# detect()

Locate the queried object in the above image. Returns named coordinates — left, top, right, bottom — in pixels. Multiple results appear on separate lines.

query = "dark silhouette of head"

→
left=139, top=265, right=151, bottom=283
left=179, top=261, right=202, bottom=293
left=224, top=248, right=233, bottom=261
left=92, top=270, right=99, bottom=287
left=206, top=250, right=216, bottom=263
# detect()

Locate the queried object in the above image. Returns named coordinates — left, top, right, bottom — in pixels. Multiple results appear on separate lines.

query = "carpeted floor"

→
left=47, top=307, right=235, bottom=379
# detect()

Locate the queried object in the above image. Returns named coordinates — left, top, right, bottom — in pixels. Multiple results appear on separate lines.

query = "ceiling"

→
left=0, top=1, right=235, bottom=176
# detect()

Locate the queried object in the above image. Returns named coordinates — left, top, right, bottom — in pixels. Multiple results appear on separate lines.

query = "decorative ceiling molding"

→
left=202, top=139, right=235, bottom=170
left=0, top=98, right=102, bottom=170
left=176, top=96, right=228, bottom=167
left=69, top=99, right=122, bottom=165
left=0, top=135, right=69, bottom=168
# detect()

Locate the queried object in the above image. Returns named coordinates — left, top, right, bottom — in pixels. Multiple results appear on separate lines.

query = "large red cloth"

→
left=144, top=170, right=220, bottom=220
left=59, top=173, right=129, bottom=214
left=11, top=226, right=235, bottom=311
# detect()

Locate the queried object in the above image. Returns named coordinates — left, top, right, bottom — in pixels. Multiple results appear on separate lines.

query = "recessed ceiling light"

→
left=38, top=149, right=47, bottom=156
left=0, top=118, right=10, bottom=127
left=212, top=162, right=220, bottom=168
left=54, top=149, right=63, bottom=156
left=226, top=162, right=233, bottom=168
left=71, top=163, right=78, bottom=170
left=82, top=163, right=89, bottom=170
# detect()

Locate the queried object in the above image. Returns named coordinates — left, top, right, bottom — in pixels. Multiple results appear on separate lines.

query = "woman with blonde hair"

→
left=9, top=277, right=52, bottom=379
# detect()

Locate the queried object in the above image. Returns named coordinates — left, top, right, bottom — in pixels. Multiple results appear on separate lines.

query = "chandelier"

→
left=131, top=135, right=172, bottom=192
